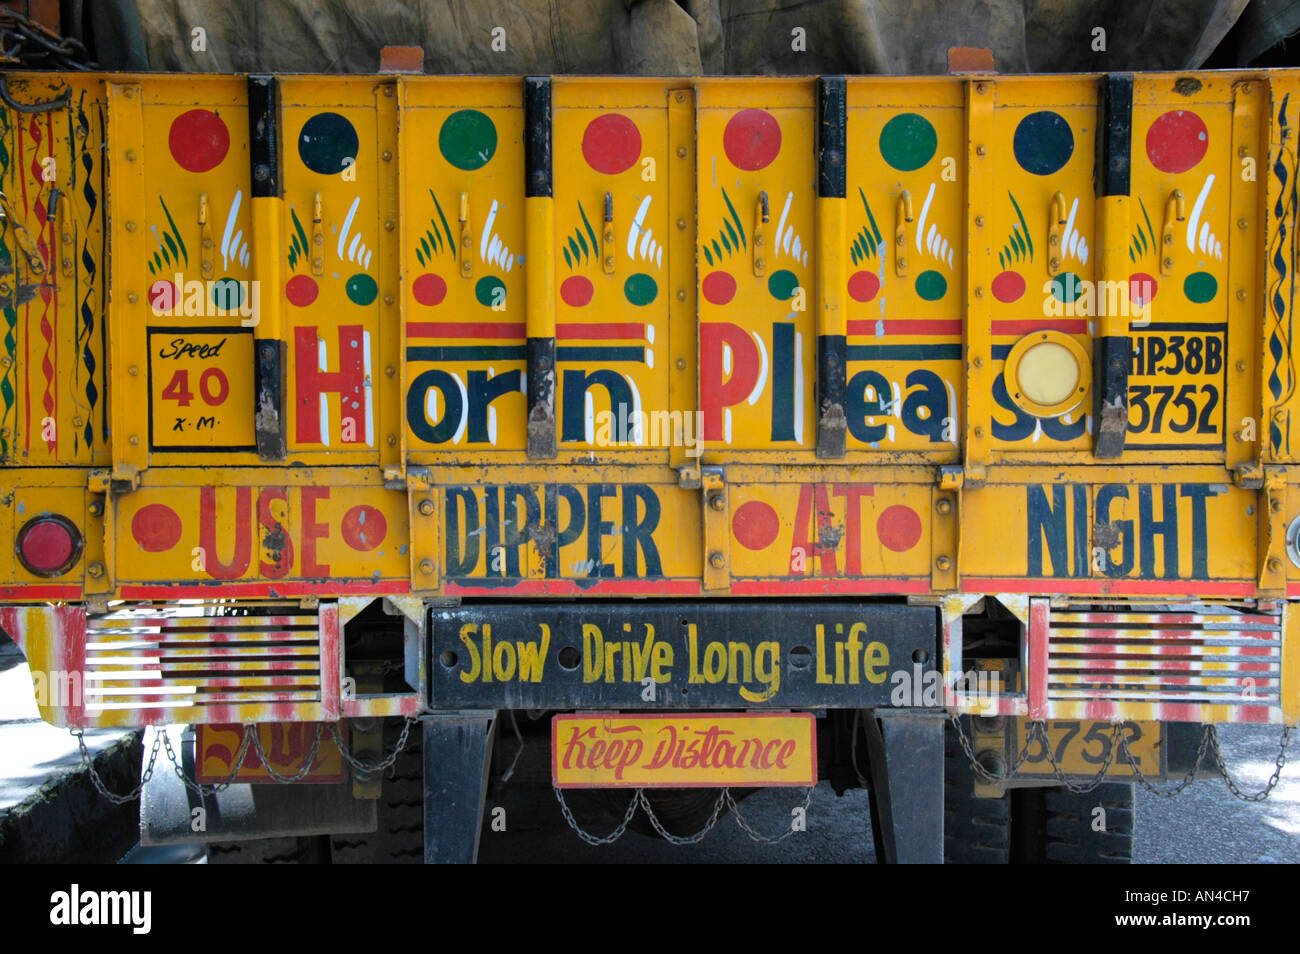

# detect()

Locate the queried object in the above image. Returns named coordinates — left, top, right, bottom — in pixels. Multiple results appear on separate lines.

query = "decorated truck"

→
left=0, top=64, right=1296, bottom=862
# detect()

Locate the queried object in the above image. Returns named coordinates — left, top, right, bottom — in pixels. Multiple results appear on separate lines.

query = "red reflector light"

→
left=16, top=515, right=83, bottom=577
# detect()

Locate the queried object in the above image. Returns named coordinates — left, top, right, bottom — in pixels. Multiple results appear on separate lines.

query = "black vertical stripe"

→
left=247, top=75, right=281, bottom=199
left=524, top=77, right=552, bottom=199
left=817, top=76, right=847, bottom=199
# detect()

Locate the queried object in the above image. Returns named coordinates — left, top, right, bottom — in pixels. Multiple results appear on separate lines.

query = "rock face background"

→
left=77, top=0, right=1256, bottom=75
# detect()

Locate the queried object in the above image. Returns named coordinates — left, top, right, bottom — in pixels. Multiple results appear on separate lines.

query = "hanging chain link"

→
left=1209, top=724, right=1292, bottom=802
left=1116, top=723, right=1211, bottom=799
left=726, top=787, right=814, bottom=844
left=554, top=787, right=641, bottom=846
left=948, top=714, right=1046, bottom=783
left=637, top=789, right=727, bottom=845
left=326, top=718, right=416, bottom=778
left=74, top=728, right=162, bottom=806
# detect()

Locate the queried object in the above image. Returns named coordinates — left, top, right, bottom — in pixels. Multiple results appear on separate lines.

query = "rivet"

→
left=386, top=434, right=397, bottom=446
left=936, top=498, right=952, bottom=515
left=974, top=426, right=984, bottom=438
left=975, top=286, right=984, bottom=298
left=675, top=358, right=686, bottom=371
left=677, top=218, right=686, bottom=230
left=385, top=365, right=396, bottom=377
left=676, top=289, right=686, bottom=301
left=384, top=294, right=394, bottom=305
left=313, top=257, right=323, bottom=269
left=313, top=234, right=323, bottom=246
left=974, top=215, right=984, bottom=227
left=1237, top=289, right=1247, bottom=301
left=126, top=292, right=139, bottom=304
left=88, top=501, right=103, bottom=517
left=382, top=150, right=393, bottom=162
left=1236, top=360, right=1247, bottom=372
left=72, top=416, right=83, bottom=427
left=384, top=220, right=395, bottom=231
left=419, top=559, right=434, bottom=574
left=1238, top=218, right=1249, bottom=230
left=973, top=356, right=984, bottom=368
left=976, top=82, right=988, bottom=94
left=755, top=258, right=765, bottom=269
left=677, top=146, right=687, bottom=158
left=708, top=551, right=725, bottom=569
left=1163, top=257, right=1174, bottom=268
left=936, top=555, right=952, bottom=571
left=1268, top=557, right=1283, bottom=573
left=419, top=499, right=435, bottom=516
left=87, top=561, right=105, bottom=578
left=975, top=144, right=986, bottom=157
left=709, top=493, right=725, bottom=512
left=129, top=435, right=139, bottom=445
left=125, top=149, right=136, bottom=162
left=675, top=93, right=686, bottom=104
left=125, top=221, right=136, bottom=232
left=1271, top=497, right=1282, bottom=513
left=1164, top=234, right=1173, bottom=245
left=128, top=365, right=139, bottom=376
left=383, top=86, right=394, bottom=97
left=605, top=257, right=614, bottom=268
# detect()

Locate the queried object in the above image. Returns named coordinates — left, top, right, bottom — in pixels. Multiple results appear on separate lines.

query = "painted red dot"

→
left=560, top=275, right=594, bottom=307
left=413, top=273, right=448, bottom=307
left=876, top=505, right=922, bottom=553
left=168, top=109, right=230, bottom=173
left=581, top=114, right=641, bottom=175
left=341, top=505, right=387, bottom=552
left=132, top=504, right=182, bottom=552
left=1145, top=110, right=1208, bottom=175
left=847, top=270, right=880, bottom=303
left=702, top=270, right=737, bottom=306
left=1129, top=272, right=1158, bottom=308
left=991, top=270, right=1027, bottom=304
left=285, top=274, right=319, bottom=307
left=732, top=500, right=781, bottom=551
left=148, top=279, right=177, bottom=313
left=723, top=108, right=782, bottom=172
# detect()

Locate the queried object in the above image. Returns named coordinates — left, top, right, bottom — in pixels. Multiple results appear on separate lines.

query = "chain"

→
left=248, top=722, right=324, bottom=784
left=1209, top=724, right=1293, bottom=802
left=726, top=787, right=814, bottom=844
left=1116, top=723, right=1211, bottom=798
left=637, top=789, right=727, bottom=845
left=74, top=728, right=162, bottom=805
left=948, top=714, right=1045, bottom=783
left=160, top=723, right=255, bottom=796
left=554, top=787, right=640, bottom=846
left=326, top=717, right=415, bottom=778
left=1035, top=721, right=1126, bottom=793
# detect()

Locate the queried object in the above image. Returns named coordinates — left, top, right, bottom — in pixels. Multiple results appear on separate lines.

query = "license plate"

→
left=1012, top=719, right=1162, bottom=777
left=196, top=722, right=345, bottom=783
left=551, top=713, right=817, bottom=788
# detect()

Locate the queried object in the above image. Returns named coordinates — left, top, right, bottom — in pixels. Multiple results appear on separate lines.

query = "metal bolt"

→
left=125, top=221, right=136, bottom=232
left=973, top=356, right=983, bottom=369
left=312, top=257, right=323, bottom=269
left=755, top=235, right=764, bottom=247
left=675, top=92, right=686, bottom=104
left=385, top=365, right=396, bottom=377
left=87, top=561, right=105, bottom=578
left=1163, top=257, right=1174, bottom=268
left=976, top=82, right=988, bottom=94
left=975, top=286, right=984, bottom=298
left=936, top=498, right=952, bottom=515
left=384, top=294, right=394, bottom=305
left=1164, top=234, right=1173, bottom=245
left=419, top=559, right=434, bottom=574
left=677, top=218, right=686, bottom=230
left=898, top=258, right=907, bottom=270
left=129, top=434, right=139, bottom=446
left=1238, top=218, right=1249, bottom=230
left=72, top=416, right=83, bottom=427
left=88, top=501, right=103, bottom=517
left=936, top=555, right=952, bottom=571
left=708, top=493, right=725, bottom=512
left=1049, top=257, right=1060, bottom=271
left=974, top=215, right=984, bottom=227
left=128, top=365, right=139, bottom=376
left=125, top=149, right=136, bottom=162
left=677, top=146, right=687, bottom=158
left=386, top=434, right=397, bottom=446
left=313, top=233, right=323, bottom=246
left=755, top=258, right=765, bottom=269
left=384, top=220, right=395, bottom=231
left=973, top=426, right=984, bottom=438
left=253, top=164, right=269, bottom=181
left=383, top=86, right=394, bottom=97
left=975, top=144, right=986, bottom=157
left=605, top=257, right=614, bottom=268
left=1269, top=557, right=1283, bottom=573
left=676, top=289, right=686, bottom=301
left=676, top=358, right=686, bottom=371
left=1236, top=361, right=1247, bottom=372
left=202, top=237, right=213, bottom=249
left=418, top=498, right=435, bottom=516
left=126, top=292, right=138, bottom=304
left=382, top=150, right=393, bottom=162
left=708, top=551, right=725, bottom=569
left=1271, top=497, right=1282, bottom=513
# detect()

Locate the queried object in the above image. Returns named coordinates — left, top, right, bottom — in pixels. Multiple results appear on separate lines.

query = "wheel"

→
left=943, top=721, right=1011, bottom=863
left=1011, top=782, right=1135, bottom=863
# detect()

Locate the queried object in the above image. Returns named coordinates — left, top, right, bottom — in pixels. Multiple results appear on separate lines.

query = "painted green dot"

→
left=475, top=276, right=506, bottom=307
left=624, top=273, right=658, bottom=306
left=879, top=113, right=938, bottom=172
left=439, top=110, right=497, bottom=171
left=915, top=270, right=947, bottom=301
left=211, top=277, right=242, bottom=310
left=1184, top=271, right=1218, bottom=304
left=346, top=273, right=378, bottom=306
left=1050, top=271, right=1085, bottom=303
left=768, top=269, right=799, bottom=300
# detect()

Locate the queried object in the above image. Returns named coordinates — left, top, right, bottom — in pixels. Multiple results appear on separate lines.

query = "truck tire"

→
left=329, top=721, right=424, bottom=864
left=1011, top=782, right=1135, bottom=864
left=206, top=836, right=328, bottom=864
left=943, top=722, right=1011, bottom=864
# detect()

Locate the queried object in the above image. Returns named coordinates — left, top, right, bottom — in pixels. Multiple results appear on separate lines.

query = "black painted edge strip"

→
left=254, top=338, right=287, bottom=459
left=526, top=335, right=557, bottom=458
left=817, top=76, right=847, bottom=199
left=1093, top=334, right=1130, bottom=459
left=247, top=74, right=281, bottom=199
left=816, top=333, right=848, bottom=458
left=1096, top=72, right=1132, bottom=198
left=524, top=76, right=552, bottom=199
